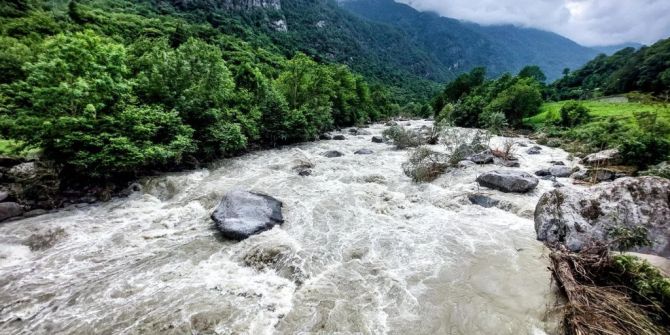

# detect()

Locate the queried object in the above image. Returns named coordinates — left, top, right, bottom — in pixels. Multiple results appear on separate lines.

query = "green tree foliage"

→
left=553, top=38, right=670, bottom=99
left=518, top=65, right=547, bottom=83
left=558, top=101, right=591, bottom=127
left=434, top=70, right=543, bottom=128
left=0, top=3, right=387, bottom=181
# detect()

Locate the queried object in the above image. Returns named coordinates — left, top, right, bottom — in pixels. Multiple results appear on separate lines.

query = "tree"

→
left=518, top=65, right=546, bottom=83
left=485, top=78, right=543, bottom=127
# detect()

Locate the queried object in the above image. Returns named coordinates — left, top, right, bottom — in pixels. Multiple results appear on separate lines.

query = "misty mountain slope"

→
left=340, top=0, right=599, bottom=81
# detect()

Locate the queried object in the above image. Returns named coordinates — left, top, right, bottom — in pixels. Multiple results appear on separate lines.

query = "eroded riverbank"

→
left=0, top=121, right=581, bottom=334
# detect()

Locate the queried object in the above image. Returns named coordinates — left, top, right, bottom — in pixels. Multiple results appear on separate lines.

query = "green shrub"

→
left=558, top=101, right=591, bottom=127
left=402, top=147, right=449, bottom=182
left=382, top=125, right=424, bottom=149
left=620, top=134, right=670, bottom=169
left=641, top=162, right=670, bottom=179
left=612, top=254, right=670, bottom=315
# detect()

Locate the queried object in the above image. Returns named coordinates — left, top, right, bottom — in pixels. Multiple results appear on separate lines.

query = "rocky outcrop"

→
left=534, top=177, right=670, bottom=256
left=211, top=190, right=284, bottom=240
left=583, top=149, right=622, bottom=166
left=172, top=0, right=281, bottom=11
left=476, top=170, right=539, bottom=193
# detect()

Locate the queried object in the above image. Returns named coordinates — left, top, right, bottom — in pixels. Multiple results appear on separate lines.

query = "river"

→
left=0, top=121, right=578, bottom=334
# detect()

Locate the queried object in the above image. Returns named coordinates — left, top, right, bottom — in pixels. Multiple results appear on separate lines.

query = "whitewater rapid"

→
left=0, top=121, right=579, bottom=334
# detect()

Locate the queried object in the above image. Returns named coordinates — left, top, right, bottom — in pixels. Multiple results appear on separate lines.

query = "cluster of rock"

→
left=0, top=158, right=60, bottom=222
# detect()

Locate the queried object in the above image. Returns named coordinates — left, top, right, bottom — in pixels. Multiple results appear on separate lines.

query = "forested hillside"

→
left=0, top=0, right=398, bottom=180
left=552, top=38, right=670, bottom=99
left=339, top=0, right=599, bottom=81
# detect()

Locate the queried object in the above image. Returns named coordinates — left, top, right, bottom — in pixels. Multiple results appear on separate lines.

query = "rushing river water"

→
left=0, top=121, right=579, bottom=335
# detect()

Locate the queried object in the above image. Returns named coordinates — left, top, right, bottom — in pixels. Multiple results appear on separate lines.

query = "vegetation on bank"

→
left=0, top=0, right=405, bottom=181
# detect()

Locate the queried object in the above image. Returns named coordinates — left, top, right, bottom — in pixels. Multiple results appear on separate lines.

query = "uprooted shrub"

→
left=402, top=147, right=450, bottom=182
left=441, top=127, right=489, bottom=165
left=382, top=125, right=425, bottom=149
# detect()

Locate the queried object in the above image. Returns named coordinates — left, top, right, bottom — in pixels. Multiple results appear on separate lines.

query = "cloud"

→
left=396, top=0, right=670, bottom=46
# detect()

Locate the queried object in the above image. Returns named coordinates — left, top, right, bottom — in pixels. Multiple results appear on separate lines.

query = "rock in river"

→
left=211, top=190, right=284, bottom=240
left=476, top=171, right=539, bottom=193
left=549, top=166, right=573, bottom=178
left=371, top=136, right=384, bottom=143
left=354, top=149, right=374, bottom=155
left=535, top=177, right=670, bottom=256
left=0, top=202, right=24, bottom=222
left=323, top=151, right=344, bottom=158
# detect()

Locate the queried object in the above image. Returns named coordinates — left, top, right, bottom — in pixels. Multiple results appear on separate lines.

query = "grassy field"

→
left=525, top=100, right=670, bottom=128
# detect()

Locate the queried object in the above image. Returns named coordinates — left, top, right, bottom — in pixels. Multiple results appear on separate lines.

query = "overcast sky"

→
left=397, top=0, right=670, bottom=46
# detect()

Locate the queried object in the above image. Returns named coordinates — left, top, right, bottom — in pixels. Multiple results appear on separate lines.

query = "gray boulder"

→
left=535, top=169, right=551, bottom=177
left=322, top=151, right=344, bottom=158
left=500, top=160, right=520, bottom=168
left=319, top=134, right=332, bottom=140
left=535, top=177, right=670, bottom=256
left=458, top=160, right=476, bottom=168
left=527, top=146, right=542, bottom=155
left=354, top=149, right=374, bottom=155
left=371, top=136, right=384, bottom=143
left=549, top=166, right=573, bottom=178
left=550, top=161, right=565, bottom=166
left=467, top=153, right=494, bottom=165
left=583, top=149, right=622, bottom=166
left=333, top=135, right=346, bottom=141
left=0, top=202, right=24, bottom=222
left=476, top=171, right=539, bottom=193
left=211, top=190, right=284, bottom=240
left=385, top=121, right=398, bottom=127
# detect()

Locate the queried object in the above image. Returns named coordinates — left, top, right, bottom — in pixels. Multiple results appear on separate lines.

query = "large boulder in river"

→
left=211, top=190, right=284, bottom=240
left=476, top=171, right=539, bottom=193
left=549, top=166, right=573, bottom=178
left=0, top=202, right=23, bottom=222
left=322, top=151, right=344, bottom=158
left=534, top=177, right=670, bottom=256
left=583, top=149, right=622, bottom=166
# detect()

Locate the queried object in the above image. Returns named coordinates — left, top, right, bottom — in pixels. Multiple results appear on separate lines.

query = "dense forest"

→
left=552, top=38, right=670, bottom=100
left=0, top=0, right=402, bottom=181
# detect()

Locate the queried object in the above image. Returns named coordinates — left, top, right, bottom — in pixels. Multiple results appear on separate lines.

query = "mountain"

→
left=339, top=0, right=599, bottom=81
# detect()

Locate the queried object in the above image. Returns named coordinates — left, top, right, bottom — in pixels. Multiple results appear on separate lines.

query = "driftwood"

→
left=549, top=245, right=666, bottom=335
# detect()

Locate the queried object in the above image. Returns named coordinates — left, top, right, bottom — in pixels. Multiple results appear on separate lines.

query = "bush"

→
left=620, top=134, right=670, bottom=169
left=382, top=126, right=424, bottom=149
left=641, top=162, right=670, bottom=179
left=402, top=147, right=449, bottom=182
left=558, top=101, right=591, bottom=127
left=485, top=78, right=543, bottom=128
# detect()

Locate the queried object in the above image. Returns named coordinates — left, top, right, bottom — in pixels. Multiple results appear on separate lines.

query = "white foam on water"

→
left=0, top=121, right=578, bottom=334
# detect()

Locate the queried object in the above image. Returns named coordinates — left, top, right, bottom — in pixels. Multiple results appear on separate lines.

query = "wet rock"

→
left=385, top=121, right=398, bottom=127
left=458, top=160, right=476, bottom=168
left=550, top=161, right=565, bottom=166
left=298, top=170, right=312, bottom=177
left=527, top=146, right=542, bottom=155
left=468, top=194, right=500, bottom=208
left=322, top=151, right=344, bottom=158
left=518, top=143, right=529, bottom=147
left=535, top=177, right=670, bottom=256
left=348, top=128, right=358, bottom=134
left=354, top=149, right=374, bottom=155
left=571, top=169, right=589, bottom=180
left=500, top=160, right=520, bottom=168
left=552, top=181, right=564, bottom=188
left=476, top=170, right=539, bottom=193
left=332, top=135, right=346, bottom=141
left=0, top=191, right=8, bottom=202
left=467, top=153, right=494, bottom=165
left=211, top=190, right=284, bottom=241
left=371, top=136, right=384, bottom=143
left=0, top=202, right=24, bottom=222
left=0, top=156, right=23, bottom=168
left=549, top=166, right=573, bottom=178
left=583, top=149, right=622, bottom=166
left=319, top=134, right=332, bottom=140
left=23, top=209, right=48, bottom=218
left=535, top=169, right=551, bottom=177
